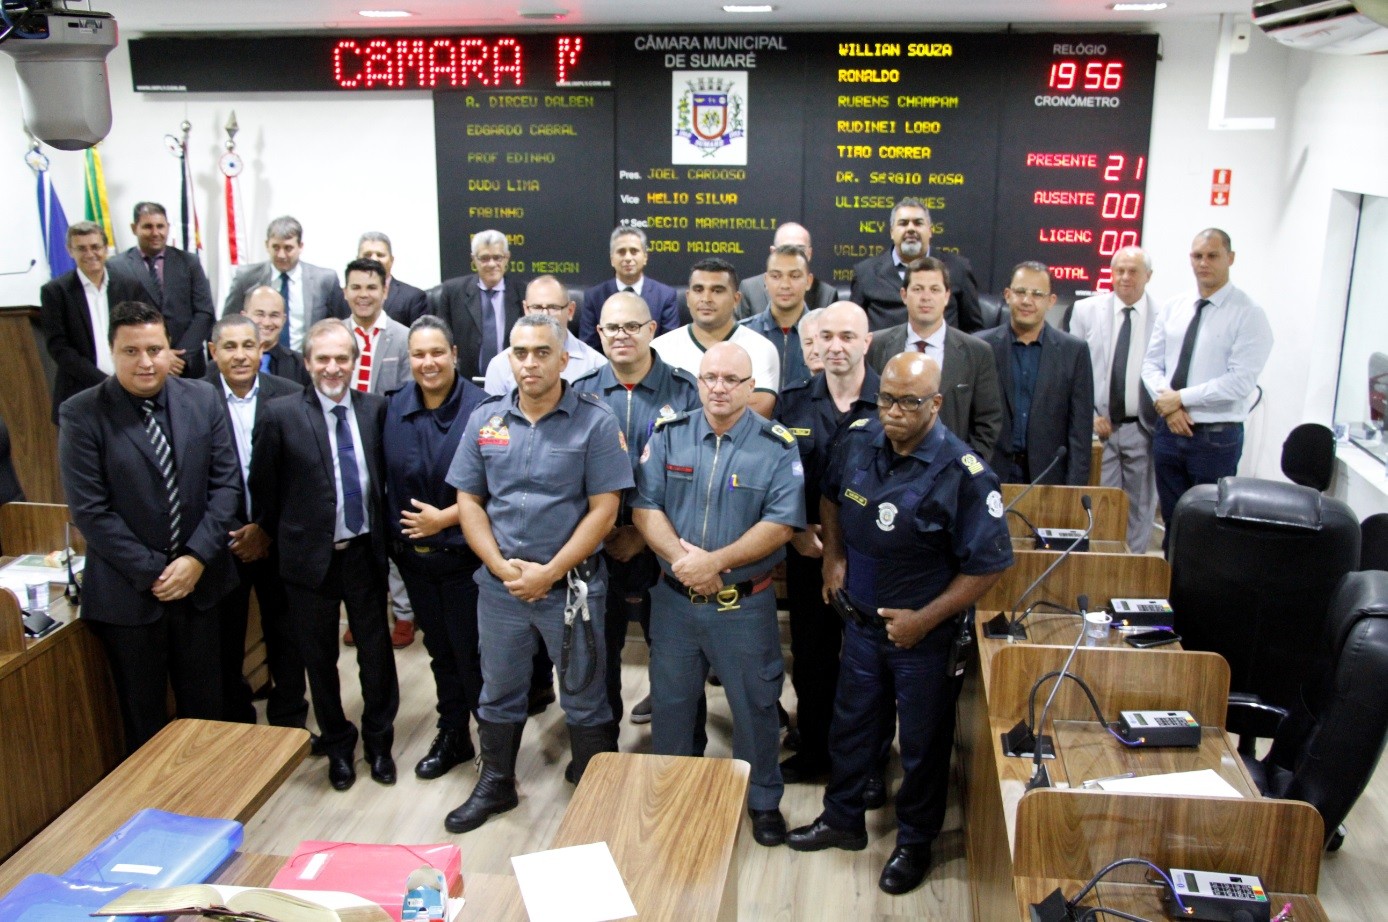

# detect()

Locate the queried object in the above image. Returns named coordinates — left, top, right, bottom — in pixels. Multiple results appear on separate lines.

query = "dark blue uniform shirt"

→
left=447, top=384, right=634, bottom=562
left=776, top=367, right=880, bottom=525
left=741, top=309, right=810, bottom=392
left=384, top=376, right=488, bottom=552
left=823, top=418, right=1013, bottom=612
left=632, top=409, right=806, bottom=584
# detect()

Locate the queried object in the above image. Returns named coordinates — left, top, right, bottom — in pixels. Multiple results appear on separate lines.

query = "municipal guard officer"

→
left=631, top=342, right=806, bottom=848
left=571, top=290, right=701, bottom=725
left=444, top=314, right=633, bottom=834
left=786, top=352, right=1013, bottom=895
left=774, top=301, right=880, bottom=784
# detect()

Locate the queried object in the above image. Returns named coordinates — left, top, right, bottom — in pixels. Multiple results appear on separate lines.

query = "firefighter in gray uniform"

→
left=631, top=342, right=806, bottom=848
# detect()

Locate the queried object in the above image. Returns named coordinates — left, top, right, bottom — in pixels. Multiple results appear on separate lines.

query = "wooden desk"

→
left=0, top=719, right=308, bottom=895
left=1003, top=484, right=1129, bottom=545
left=959, top=622, right=1327, bottom=922
left=980, top=549, right=1170, bottom=613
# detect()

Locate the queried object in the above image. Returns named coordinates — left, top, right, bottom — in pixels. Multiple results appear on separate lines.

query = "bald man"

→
left=241, top=286, right=310, bottom=387
left=632, top=342, right=806, bottom=847
left=482, top=275, right=607, bottom=395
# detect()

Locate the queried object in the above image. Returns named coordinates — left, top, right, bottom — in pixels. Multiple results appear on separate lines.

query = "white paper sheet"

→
left=511, top=841, right=636, bottom=922
left=1097, top=768, right=1244, bottom=798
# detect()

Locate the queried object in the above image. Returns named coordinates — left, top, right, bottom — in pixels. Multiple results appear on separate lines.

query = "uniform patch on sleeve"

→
left=849, top=418, right=870, bottom=429
left=618, top=430, right=628, bottom=452
left=987, top=490, right=1004, bottom=518
left=640, top=441, right=652, bottom=464
left=791, top=461, right=804, bottom=478
left=960, top=453, right=985, bottom=476
left=789, top=427, right=812, bottom=437
left=844, top=489, right=868, bottom=507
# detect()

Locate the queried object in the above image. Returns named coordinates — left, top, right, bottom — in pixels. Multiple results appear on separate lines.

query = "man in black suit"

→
left=205, top=313, right=307, bottom=726
left=250, top=318, right=400, bottom=791
left=358, top=231, right=428, bottom=327
left=220, top=216, right=349, bottom=351
left=866, top=257, right=1003, bottom=458
left=58, top=301, right=242, bottom=752
left=977, top=262, right=1093, bottom=486
left=849, top=197, right=983, bottom=334
left=429, top=229, right=524, bottom=381
left=108, top=202, right=216, bottom=379
left=241, top=286, right=311, bottom=387
left=39, top=221, right=144, bottom=422
left=579, top=226, right=682, bottom=348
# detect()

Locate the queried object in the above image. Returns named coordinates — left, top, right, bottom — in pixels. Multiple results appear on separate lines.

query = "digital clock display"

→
left=1047, top=59, right=1124, bottom=92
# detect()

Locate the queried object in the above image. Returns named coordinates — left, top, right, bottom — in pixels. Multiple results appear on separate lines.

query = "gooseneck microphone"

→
left=1026, top=594, right=1090, bottom=789
left=1003, top=445, right=1068, bottom=513
left=984, top=493, right=1094, bottom=640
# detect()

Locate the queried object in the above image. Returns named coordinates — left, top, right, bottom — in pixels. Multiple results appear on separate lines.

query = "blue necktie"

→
left=278, top=272, right=291, bottom=349
left=259, top=353, right=272, bottom=373
left=479, top=288, right=502, bottom=368
left=332, top=404, right=365, bottom=534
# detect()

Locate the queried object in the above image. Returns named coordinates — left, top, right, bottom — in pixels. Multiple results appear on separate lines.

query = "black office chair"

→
left=1168, top=478, right=1360, bottom=744
left=1226, top=570, right=1388, bottom=850
left=978, top=292, right=1004, bottom=329
left=1360, top=513, right=1388, bottom=571
left=1280, top=423, right=1336, bottom=491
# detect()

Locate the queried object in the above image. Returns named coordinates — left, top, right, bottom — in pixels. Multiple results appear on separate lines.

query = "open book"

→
left=94, top=883, right=393, bottom=922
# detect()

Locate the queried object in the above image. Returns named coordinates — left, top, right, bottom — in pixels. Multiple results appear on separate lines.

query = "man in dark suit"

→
left=108, top=202, right=215, bottom=379
left=58, top=301, right=242, bottom=752
left=735, top=222, right=839, bottom=320
left=205, top=313, right=307, bottom=726
left=866, top=257, right=1003, bottom=458
left=578, top=227, right=681, bottom=348
left=240, top=286, right=311, bottom=387
left=429, top=229, right=524, bottom=381
left=250, top=318, right=399, bottom=791
left=977, top=262, right=1093, bottom=486
left=39, top=221, right=144, bottom=422
left=849, top=197, right=983, bottom=334
left=221, top=215, right=349, bottom=351
left=358, top=231, right=428, bottom=327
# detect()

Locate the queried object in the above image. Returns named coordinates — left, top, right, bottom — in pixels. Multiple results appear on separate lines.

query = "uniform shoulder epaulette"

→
left=478, top=393, right=505, bottom=407
left=780, top=376, right=811, bottom=396
left=570, top=366, right=603, bottom=387
left=654, top=410, right=695, bottom=431
left=761, top=420, right=798, bottom=448
left=576, top=390, right=605, bottom=405
left=668, top=365, right=700, bottom=389
left=958, top=451, right=987, bottom=477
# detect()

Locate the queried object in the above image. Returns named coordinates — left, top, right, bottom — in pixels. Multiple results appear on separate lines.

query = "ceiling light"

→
left=519, top=7, right=569, bottom=18
left=357, top=9, right=414, bottom=17
left=1109, top=2, right=1169, bottom=10
left=723, top=5, right=777, bottom=12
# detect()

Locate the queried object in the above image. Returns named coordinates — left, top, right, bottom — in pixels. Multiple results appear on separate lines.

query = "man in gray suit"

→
left=867, top=257, right=1002, bottom=458
left=977, top=262, right=1093, bottom=486
left=221, top=215, right=348, bottom=351
left=736, top=222, right=839, bottom=320
left=1070, top=247, right=1160, bottom=552
left=342, top=257, right=415, bottom=648
left=108, top=202, right=216, bottom=379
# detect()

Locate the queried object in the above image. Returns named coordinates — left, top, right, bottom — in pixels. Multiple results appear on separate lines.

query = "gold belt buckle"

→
left=715, top=586, right=741, bottom=612
left=412, top=545, right=433, bottom=554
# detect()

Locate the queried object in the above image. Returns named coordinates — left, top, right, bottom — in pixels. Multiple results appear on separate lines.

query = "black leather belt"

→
left=1189, top=422, right=1243, bottom=432
left=393, top=540, right=468, bottom=558
left=663, top=572, right=774, bottom=610
left=1114, top=416, right=1140, bottom=425
left=332, top=534, right=370, bottom=552
left=1001, top=449, right=1028, bottom=465
left=550, top=554, right=600, bottom=590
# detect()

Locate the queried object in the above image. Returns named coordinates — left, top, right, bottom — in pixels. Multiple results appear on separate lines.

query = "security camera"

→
left=0, top=2, right=118, bottom=150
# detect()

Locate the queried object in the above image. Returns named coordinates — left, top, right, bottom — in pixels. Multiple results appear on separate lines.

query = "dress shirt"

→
left=282, top=263, right=305, bottom=351
left=1107, top=298, right=1147, bottom=419
left=905, top=321, right=948, bottom=372
left=81, top=271, right=115, bottom=374
left=482, top=331, right=609, bottom=395
left=221, top=376, right=259, bottom=494
left=1141, top=282, right=1274, bottom=424
left=316, top=389, right=371, bottom=541
left=619, top=276, right=644, bottom=298
left=1008, top=331, right=1044, bottom=452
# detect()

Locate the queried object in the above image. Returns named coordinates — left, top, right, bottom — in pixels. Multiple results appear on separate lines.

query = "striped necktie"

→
left=140, top=399, right=183, bottom=554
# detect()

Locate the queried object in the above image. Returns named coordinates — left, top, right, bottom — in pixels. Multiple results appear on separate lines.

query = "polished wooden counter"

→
left=1002, top=484, right=1129, bottom=546
left=980, top=548, right=1170, bottom=613
left=0, top=719, right=309, bottom=895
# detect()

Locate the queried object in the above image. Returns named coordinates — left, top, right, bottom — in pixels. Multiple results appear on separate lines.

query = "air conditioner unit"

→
left=1252, top=0, right=1388, bottom=53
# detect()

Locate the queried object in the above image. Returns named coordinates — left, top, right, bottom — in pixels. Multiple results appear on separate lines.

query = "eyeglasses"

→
left=1009, top=287, right=1051, bottom=301
left=474, top=253, right=508, bottom=264
left=877, top=392, right=939, bottom=412
left=599, top=321, right=651, bottom=337
left=525, top=303, right=569, bottom=314
left=698, top=374, right=752, bottom=390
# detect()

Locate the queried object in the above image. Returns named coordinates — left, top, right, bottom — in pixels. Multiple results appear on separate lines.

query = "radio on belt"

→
left=1114, top=709, right=1201, bottom=747
left=1109, top=597, right=1173, bottom=629
left=1165, top=868, right=1271, bottom=922
left=1034, top=528, right=1089, bottom=552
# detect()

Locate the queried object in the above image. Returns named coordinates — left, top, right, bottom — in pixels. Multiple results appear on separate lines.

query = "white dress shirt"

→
left=905, top=321, right=949, bottom=373
left=220, top=376, right=259, bottom=497
left=1141, top=282, right=1274, bottom=423
left=482, top=331, right=609, bottom=396
left=316, top=388, right=371, bottom=541
left=281, top=263, right=305, bottom=351
left=80, top=271, right=115, bottom=375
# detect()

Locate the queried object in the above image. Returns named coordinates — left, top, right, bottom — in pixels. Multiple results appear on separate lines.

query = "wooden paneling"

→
left=1002, top=484, right=1129, bottom=544
left=1013, top=790, right=1324, bottom=894
left=0, top=308, right=61, bottom=505
left=0, top=502, right=84, bottom=556
left=980, top=550, right=1170, bottom=612
left=0, top=719, right=308, bottom=893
